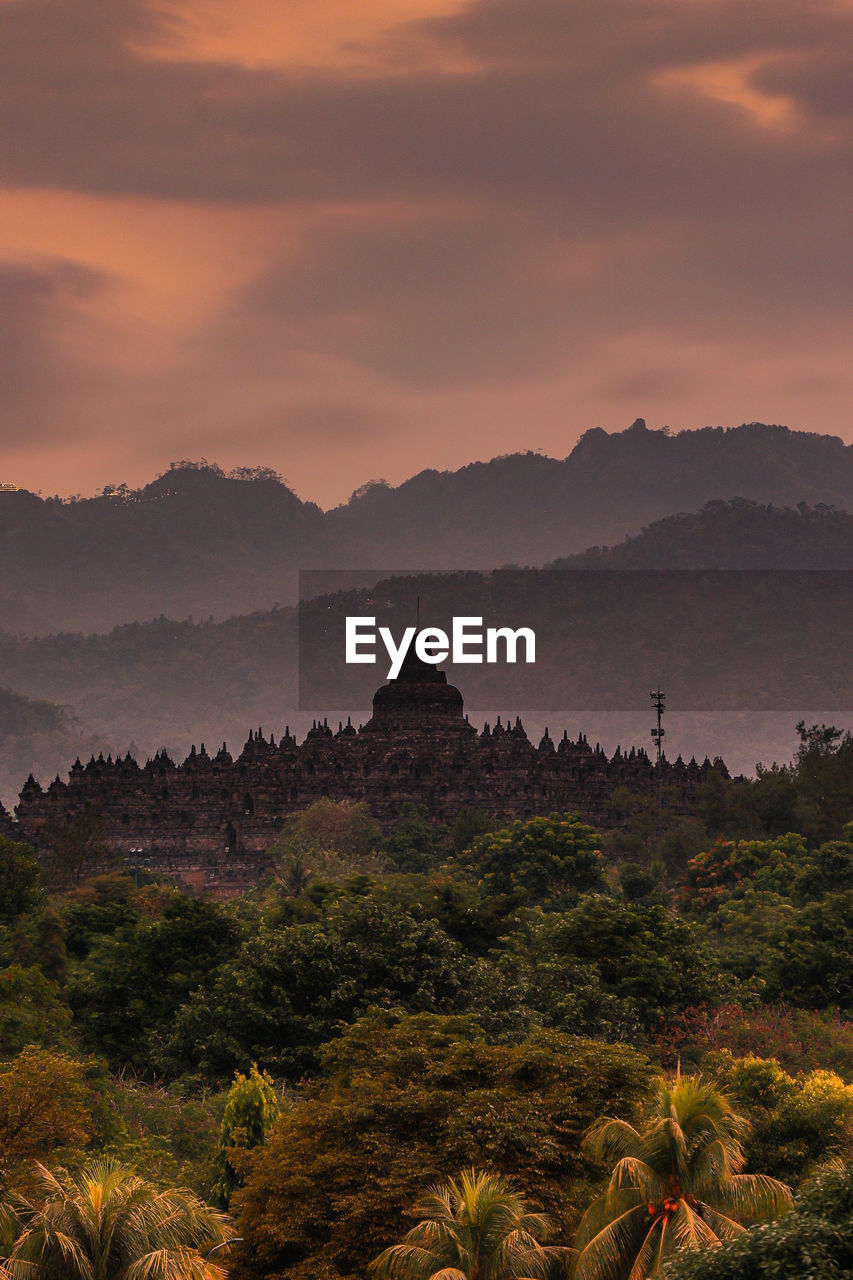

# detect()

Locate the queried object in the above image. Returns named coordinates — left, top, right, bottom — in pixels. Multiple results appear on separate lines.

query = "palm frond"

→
left=124, top=1247, right=225, bottom=1280
left=373, top=1241, right=465, bottom=1280
left=626, top=1218, right=663, bottom=1280
left=574, top=1205, right=649, bottom=1280
left=668, top=1202, right=718, bottom=1252
left=575, top=1071, right=790, bottom=1280
left=714, top=1173, right=793, bottom=1222
left=696, top=1204, right=747, bottom=1242
left=372, top=1169, right=556, bottom=1280
left=1, top=1159, right=228, bottom=1280
left=584, top=1118, right=645, bottom=1167
left=574, top=1190, right=646, bottom=1253
left=0, top=1259, right=41, bottom=1280
left=607, top=1160, right=665, bottom=1200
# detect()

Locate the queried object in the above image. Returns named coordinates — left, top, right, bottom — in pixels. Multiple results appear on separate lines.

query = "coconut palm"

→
left=278, top=853, right=313, bottom=898
left=0, top=1158, right=231, bottom=1280
left=371, top=1168, right=560, bottom=1280
left=572, top=1073, right=792, bottom=1280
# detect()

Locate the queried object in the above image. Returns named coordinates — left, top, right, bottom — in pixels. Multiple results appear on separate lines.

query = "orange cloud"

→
left=654, top=53, right=803, bottom=132
left=0, top=188, right=308, bottom=359
left=138, top=0, right=478, bottom=74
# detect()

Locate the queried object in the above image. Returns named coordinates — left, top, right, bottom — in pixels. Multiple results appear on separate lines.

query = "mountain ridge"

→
left=2, top=421, right=852, bottom=636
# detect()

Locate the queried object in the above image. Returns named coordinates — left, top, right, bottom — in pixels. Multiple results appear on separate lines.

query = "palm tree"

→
left=371, top=1168, right=560, bottom=1280
left=0, top=1158, right=231, bottom=1280
left=278, top=853, right=313, bottom=898
left=572, top=1073, right=792, bottom=1280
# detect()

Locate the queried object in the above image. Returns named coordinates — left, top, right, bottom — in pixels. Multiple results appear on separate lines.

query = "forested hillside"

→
left=550, top=499, right=853, bottom=569
left=2, top=422, right=852, bottom=635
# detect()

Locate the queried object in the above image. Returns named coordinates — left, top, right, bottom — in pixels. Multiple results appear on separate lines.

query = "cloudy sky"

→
left=1, top=0, right=852, bottom=506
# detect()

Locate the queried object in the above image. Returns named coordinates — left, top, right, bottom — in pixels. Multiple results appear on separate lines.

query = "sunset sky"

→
left=2, top=0, right=852, bottom=507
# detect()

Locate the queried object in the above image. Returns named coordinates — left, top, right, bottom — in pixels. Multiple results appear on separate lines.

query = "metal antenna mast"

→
left=650, top=686, right=666, bottom=852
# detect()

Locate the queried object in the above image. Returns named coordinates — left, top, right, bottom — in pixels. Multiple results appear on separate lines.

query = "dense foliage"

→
left=450, top=813, right=607, bottom=907
left=232, top=1013, right=652, bottom=1280
left=0, top=727, right=851, bottom=1280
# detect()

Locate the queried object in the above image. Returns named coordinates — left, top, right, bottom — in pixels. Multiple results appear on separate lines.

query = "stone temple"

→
left=9, top=657, right=721, bottom=897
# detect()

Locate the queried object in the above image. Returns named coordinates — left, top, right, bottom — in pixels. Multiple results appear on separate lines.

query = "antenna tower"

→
left=650, top=686, right=666, bottom=851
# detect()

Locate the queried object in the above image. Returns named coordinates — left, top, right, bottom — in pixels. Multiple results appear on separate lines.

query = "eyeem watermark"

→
left=346, top=616, right=536, bottom=679
left=299, top=568, right=853, bottom=710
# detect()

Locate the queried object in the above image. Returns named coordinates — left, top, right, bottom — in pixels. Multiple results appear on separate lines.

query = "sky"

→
left=1, top=0, right=852, bottom=508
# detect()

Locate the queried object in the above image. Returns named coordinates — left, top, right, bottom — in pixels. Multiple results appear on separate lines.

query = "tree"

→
left=94, top=1073, right=226, bottom=1199
left=60, top=873, right=163, bottom=960
left=384, top=803, right=450, bottom=874
left=681, top=835, right=808, bottom=921
left=268, top=798, right=384, bottom=882
left=0, top=965, right=74, bottom=1057
left=69, top=896, right=241, bottom=1070
left=35, top=906, right=67, bottom=988
left=233, top=1012, right=652, bottom=1280
left=162, top=900, right=478, bottom=1081
left=42, top=801, right=114, bottom=887
left=531, top=898, right=723, bottom=1028
left=0, top=838, right=43, bottom=926
left=679, top=829, right=853, bottom=1005
left=656, top=1003, right=853, bottom=1080
left=451, top=808, right=496, bottom=855
left=213, top=1065, right=281, bottom=1206
left=792, top=723, right=853, bottom=842
left=703, top=1050, right=853, bottom=1183
left=371, top=1169, right=557, bottom=1280
left=573, top=1073, right=792, bottom=1279
left=697, top=765, right=799, bottom=845
left=451, top=813, right=608, bottom=908
left=0, top=1158, right=230, bottom=1280
left=763, top=889, right=853, bottom=1010
left=278, top=854, right=313, bottom=898
left=0, top=1047, right=92, bottom=1191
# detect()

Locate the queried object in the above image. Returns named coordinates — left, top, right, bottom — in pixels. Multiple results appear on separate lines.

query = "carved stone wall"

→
left=13, top=662, right=722, bottom=897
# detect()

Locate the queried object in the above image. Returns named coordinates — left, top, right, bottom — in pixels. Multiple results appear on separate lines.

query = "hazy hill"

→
left=0, top=499, right=850, bottom=805
left=0, top=465, right=324, bottom=634
left=2, top=422, right=852, bottom=635
left=0, top=686, right=110, bottom=808
left=550, top=499, right=853, bottom=569
left=0, top=611, right=298, bottom=756
left=326, top=421, right=853, bottom=568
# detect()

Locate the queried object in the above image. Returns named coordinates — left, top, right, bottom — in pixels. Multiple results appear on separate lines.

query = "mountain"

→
left=2, top=422, right=852, bottom=635
left=0, top=611, right=298, bottom=759
left=0, top=465, right=324, bottom=635
left=326, top=421, right=853, bottom=568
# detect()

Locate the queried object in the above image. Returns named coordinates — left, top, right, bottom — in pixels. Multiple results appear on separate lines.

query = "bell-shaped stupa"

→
left=362, top=647, right=474, bottom=735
